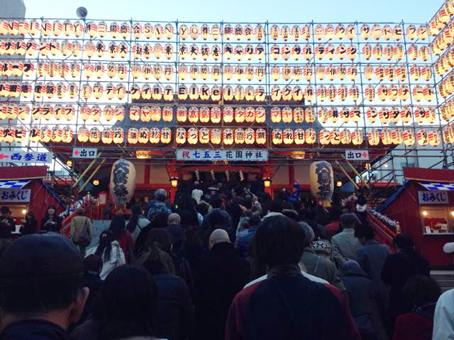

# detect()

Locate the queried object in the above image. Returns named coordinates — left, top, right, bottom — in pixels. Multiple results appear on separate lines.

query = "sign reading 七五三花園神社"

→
left=344, top=150, right=370, bottom=161
left=72, top=148, right=98, bottom=159
left=176, top=149, right=269, bottom=162
left=418, top=191, right=449, bottom=205
left=0, top=152, right=53, bottom=164
left=0, top=189, right=31, bottom=203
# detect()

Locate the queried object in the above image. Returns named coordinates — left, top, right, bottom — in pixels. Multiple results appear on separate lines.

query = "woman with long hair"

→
left=110, top=215, right=135, bottom=263
left=72, top=265, right=162, bottom=340
left=126, top=204, right=150, bottom=242
left=41, top=205, right=62, bottom=232
left=85, top=230, right=125, bottom=280
left=21, top=211, right=37, bottom=235
left=174, top=193, right=202, bottom=227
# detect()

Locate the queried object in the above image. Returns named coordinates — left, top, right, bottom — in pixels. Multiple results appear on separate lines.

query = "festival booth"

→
left=380, top=167, right=454, bottom=267
left=0, top=166, right=65, bottom=230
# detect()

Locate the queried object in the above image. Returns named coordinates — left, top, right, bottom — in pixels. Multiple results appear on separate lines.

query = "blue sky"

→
left=24, top=0, right=442, bottom=24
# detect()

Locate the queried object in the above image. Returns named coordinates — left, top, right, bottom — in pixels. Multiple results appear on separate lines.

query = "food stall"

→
left=380, top=167, right=454, bottom=267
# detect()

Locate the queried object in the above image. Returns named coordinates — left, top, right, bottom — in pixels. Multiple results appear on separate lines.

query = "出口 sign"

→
left=176, top=149, right=268, bottom=162
left=344, top=150, right=370, bottom=161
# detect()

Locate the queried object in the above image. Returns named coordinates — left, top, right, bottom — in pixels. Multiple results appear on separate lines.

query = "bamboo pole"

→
left=72, top=152, right=102, bottom=189
left=79, top=159, right=106, bottom=192
left=335, top=161, right=360, bottom=190
left=340, top=155, right=370, bottom=190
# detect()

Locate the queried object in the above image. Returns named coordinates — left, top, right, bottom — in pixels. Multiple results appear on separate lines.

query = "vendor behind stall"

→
left=0, top=206, right=14, bottom=254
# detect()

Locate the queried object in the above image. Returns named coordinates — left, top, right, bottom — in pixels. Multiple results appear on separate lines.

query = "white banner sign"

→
left=176, top=149, right=269, bottom=162
left=72, top=148, right=98, bottom=159
left=0, top=189, right=31, bottom=203
left=0, top=151, right=53, bottom=164
left=418, top=191, right=449, bottom=205
left=345, top=150, right=370, bottom=161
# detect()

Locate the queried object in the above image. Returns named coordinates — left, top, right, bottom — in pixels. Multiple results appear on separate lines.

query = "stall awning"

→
left=419, top=182, right=454, bottom=191
left=0, top=180, right=30, bottom=189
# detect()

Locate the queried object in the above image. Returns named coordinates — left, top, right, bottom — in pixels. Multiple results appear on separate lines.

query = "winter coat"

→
left=331, top=229, right=361, bottom=266
left=86, top=241, right=126, bottom=280
left=0, top=320, right=71, bottom=340
left=394, top=304, right=436, bottom=340
left=193, top=242, right=250, bottom=340
left=41, top=215, right=62, bottom=233
left=153, top=273, right=194, bottom=340
left=70, top=216, right=93, bottom=244
left=342, top=265, right=374, bottom=336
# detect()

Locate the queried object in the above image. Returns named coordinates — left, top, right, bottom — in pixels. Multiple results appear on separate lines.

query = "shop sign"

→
left=0, top=151, right=53, bottom=164
left=72, top=148, right=98, bottom=159
left=0, top=189, right=31, bottom=203
left=344, top=150, right=369, bottom=161
left=418, top=191, right=449, bottom=205
left=176, top=149, right=268, bottom=162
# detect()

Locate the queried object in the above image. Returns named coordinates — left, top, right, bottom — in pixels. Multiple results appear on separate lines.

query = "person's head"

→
left=270, top=200, right=283, bottom=213
left=109, top=215, right=126, bottom=239
left=196, top=202, right=209, bottom=216
left=99, top=265, right=158, bottom=339
left=76, top=208, right=85, bottom=216
left=248, top=215, right=261, bottom=228
left=25, top=211, right=35, bottom=220
left=126, top=204, right=143, bottom=233
left=47, top=205, right=57, bottom=216
left=299, top=222, right=315, bottom=248
left=329, top=206, right=343, bottom=222
left=183, top=227, right=204, bottom=250
left=146, top=228, right=173, bottom=253
left=150, top=212, right=169, bottom=229
left=175, top=193, right=195, bottom=211
left=83, top=254, right=103, bottom=276
left=0, top=233, right=88, bottom=329
left=340, top=213, right=360, bottom=230
left=354, top=224, right=375, bottom=244
left=131, top=204, right=142, bottom=216
left=0, top=206, right=10, bottom=216
left=96, top=229, right=115, bottom=261
left=207, top=209, right=227, bottom=229
left=209, top=229, right=230, bottom=249
left=282, top=209, right=299, bottom=221
left=193, top=181, right=200, bottom=189
left=155, top=189, right=167, bottom=202
left=168, top=213, right=181, bottom=226
left=403, top=276, right=441, bottom=310
left=209, top=195, right=223, bottom=209
left=393, top=234, right=415, bottom=252
left=255, top=215, right=305, bottom=269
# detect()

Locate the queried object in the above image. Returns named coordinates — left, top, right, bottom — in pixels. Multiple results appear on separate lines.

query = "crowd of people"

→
left=0, top=181, right=451, bottom=340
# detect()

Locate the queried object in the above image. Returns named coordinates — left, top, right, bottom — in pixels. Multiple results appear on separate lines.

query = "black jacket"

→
left=41, top=216, right=62, bottom=233
left=153, top=273, right=194, bottom=340
left=192, top=242, right=250, bottom=340
left=0, top=320, right=71, bottom=340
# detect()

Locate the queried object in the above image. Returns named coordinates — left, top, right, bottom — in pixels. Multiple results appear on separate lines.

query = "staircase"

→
left=432, top=270, right=454, bottom=293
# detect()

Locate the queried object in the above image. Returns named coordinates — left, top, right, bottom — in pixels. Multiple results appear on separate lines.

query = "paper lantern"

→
left=187, top=128, right=198, bottom=145
left=176, top=128, right=187, bottom=144
left=125, top=128, right=138, bottom=145
left=309, top=161, right=334, bottom=206
left=244, top=128, right=255, bottom=145
left=256, top=128, right=267, bottom=145
left=413, top=85, right=424, bottom=102
left=26, top=125, right=40, bottom=143
left=76, top=126, right=89, bottom=143
left=109, top=159, right=136, bottom=206
left=339, top=129, right=351, bottom=145
left=325, top=44, right=335, bottom=60
left=403, top=129, right=415, bottom=146
left=220, top=128, right=233, bottom=145
left=103, top=105, right=114, bottom=121
left=428, top=130, right=441, bottom=146
left=417, top=129, right=428, bottom=146
left=318, top=129, right=330, bottom=145
left=379, top=128, right=392, bottom=146
left=318, top=107, right=328, bottom=123
left=87, top=127, right=101, bottom=144
left=349, top=85, right=360, bottom=101
left=160, top=127, right=171, bottom=144
left=423, top=85, right=434, bottom=102
left=352, top=129, right=364, bottom=145
left=270, top=107, right=281, bottom=123
left=272, top=129, right=282, bottom=145
left=280, top=128, right=292, bottom=145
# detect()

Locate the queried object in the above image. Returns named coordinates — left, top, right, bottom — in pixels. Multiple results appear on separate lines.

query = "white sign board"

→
left=345, top=150, right=370, bottom=161
left=0, top=189, right=31, bottom=203
left=72, top=148, right=98, bottom=159
left=418, top=191, right=449, bottom=205
left=0, top=151, right=52, bottom=164
left=176, top=149, right=269, bottom=162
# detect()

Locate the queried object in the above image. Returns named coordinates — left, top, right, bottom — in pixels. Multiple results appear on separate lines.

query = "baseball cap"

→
left=0, top=232, right=84, bottom=288
left=443, top=242, right=454, bottom=254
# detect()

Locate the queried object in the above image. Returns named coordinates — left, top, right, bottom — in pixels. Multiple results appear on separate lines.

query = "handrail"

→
left=60, top=197, right=92, bottom=238
left=367, top=211, right=397, bottom=249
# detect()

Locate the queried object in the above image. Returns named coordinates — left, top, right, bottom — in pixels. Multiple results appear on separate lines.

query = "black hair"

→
left=84, top=254, right=103, bottom=274
left=269, top=200, right=283, bottom=213
left=47, top=205, right=57, bottom=213
left=329, top=206, right=343, bottom=221
left=403, top=276, right=441, bottom=310
left=196, top=202, right=209, bottom=217
left=99, top=265, right=158, bottom=340
left=0, top=206, right=9, bottom=214
left=207, top=209, right=227, bottom=229
left=209, top=195, right=223, bottom=209
left=109, top=215, right=126, bottom=239
left=255, top=215, right=305, bottom=268
left=393, top=234, right=414, bottom=251
left=340, top=213, right=359, bottom=229
left=249, top=215, right=261, bottom=227
left=145, top=228, right=173, bottom=253
left=182, top=227, right=204, bottom=250
left=96, top=230, right=115, bottom=261
left=354, top=224, right=375, bottom=240
left=175, top=193, right=196, bottom=211
left=150, top=212, right=169, bottom=229
left=126, top=205, right=142, bottom=234
left=282, top=210, right=299, bottom=221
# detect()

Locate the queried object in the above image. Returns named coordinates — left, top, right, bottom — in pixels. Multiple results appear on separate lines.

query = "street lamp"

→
left=171, top=178, right=178, bottom=188
left=66, top=160, right=73, bottom=167
left=264, top=179, right=271, bottom=188
left=93, top=179, right=100, bottom=186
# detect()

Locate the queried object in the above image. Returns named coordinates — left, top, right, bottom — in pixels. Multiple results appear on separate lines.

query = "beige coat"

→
left=70, top=215, right=92, bottom=243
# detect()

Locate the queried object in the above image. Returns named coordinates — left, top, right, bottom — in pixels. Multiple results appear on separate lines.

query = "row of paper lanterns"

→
left=438, top=71, right=454, bottom=98
left=429, top=1, right=454, bottom=38
left=440, top=97, right=454, bottom=120
left=0, top=39, right=432, bottom=62
left=4, top=61, right=434, bottom=84
left=0, top=20, right=433, bottom=42
left=0, top=124, right=445, bottom=147
left=0, top=102, right=440, bottom=125
left=0, top=81, right=435, bottom=103
left=434, top=48, right=454, bottom=76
